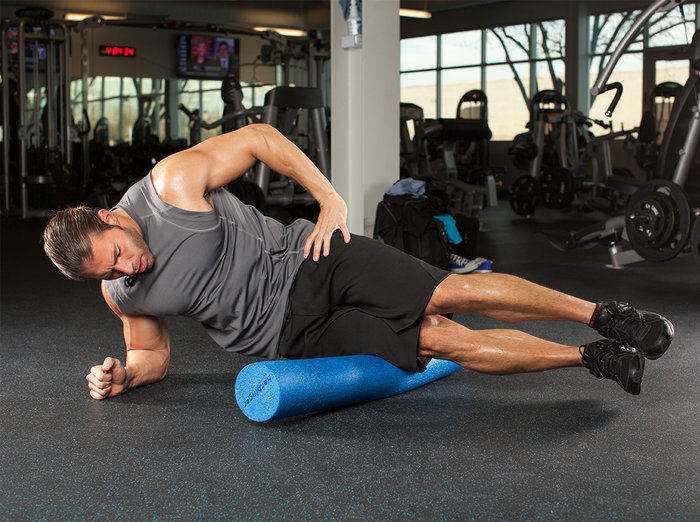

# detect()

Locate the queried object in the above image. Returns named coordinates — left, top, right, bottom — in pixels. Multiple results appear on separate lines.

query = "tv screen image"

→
left=4, top=25, right=55, bottom=71
left=176, top=34, right=240, bottom=79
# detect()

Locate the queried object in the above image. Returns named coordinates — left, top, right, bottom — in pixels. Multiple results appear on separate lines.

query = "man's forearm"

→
left=199, top=124, right=339, bottom=205
left=252, top=125, right=337, bottom=204
left=124, top=348, right=170, bottom=389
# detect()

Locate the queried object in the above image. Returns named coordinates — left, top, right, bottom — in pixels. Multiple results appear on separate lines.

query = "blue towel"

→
left=385, top=178, right=426, bottom=197
left=434, top=214, right=463, bottom=244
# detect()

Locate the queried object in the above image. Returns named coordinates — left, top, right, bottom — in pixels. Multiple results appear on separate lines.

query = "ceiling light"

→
left=64, top=13, right=125, bottom=22
left=253, top=27, right=307, bottom=38
left=399, top=8, right=432, bottom=19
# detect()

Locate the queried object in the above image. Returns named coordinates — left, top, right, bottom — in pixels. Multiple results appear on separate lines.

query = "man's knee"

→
left=418, top=314, right=472, bottom=360
left=421, top=313, right=449, bottom=329
left=418, top=314, right=453, bottom=348
left=427, top=274, right=477, bottom=314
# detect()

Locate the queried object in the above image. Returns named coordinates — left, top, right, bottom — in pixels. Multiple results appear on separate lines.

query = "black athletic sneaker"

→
left=589, top=302, right=674, bottom=360
left=580, top=340, right=645, bottom=395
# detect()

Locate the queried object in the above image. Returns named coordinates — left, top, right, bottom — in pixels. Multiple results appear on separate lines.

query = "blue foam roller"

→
left=234, top=355, right=461, bottom=422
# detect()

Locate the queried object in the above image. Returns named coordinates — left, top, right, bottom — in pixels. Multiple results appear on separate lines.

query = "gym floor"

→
left=1, top=200, right=698, bottom=520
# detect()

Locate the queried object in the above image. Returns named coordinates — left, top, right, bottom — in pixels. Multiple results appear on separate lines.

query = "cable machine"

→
left=2, top=8, right=73, bottom=218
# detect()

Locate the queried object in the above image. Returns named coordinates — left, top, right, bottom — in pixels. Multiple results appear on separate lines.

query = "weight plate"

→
left=509, top=175, right=539, bottom=216
left=690, top=214, right=700, bottom=268
left=627, top=193, right=676, bottom=246
left=540, top=167, right=575, bottom=209
left=625, top=179, right=692, bottom=261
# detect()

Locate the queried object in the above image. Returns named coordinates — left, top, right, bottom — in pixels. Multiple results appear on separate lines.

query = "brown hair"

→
left=42, top=205, right=113, bottom=281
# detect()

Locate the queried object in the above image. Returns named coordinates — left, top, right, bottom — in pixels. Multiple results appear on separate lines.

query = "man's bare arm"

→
left=85, top=283, right=171, bottom=400
left=151, top=124, right=351, bottom=260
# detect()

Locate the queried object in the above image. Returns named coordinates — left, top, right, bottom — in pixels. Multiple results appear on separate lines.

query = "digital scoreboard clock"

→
left=99, top=45, right=136, bottom=57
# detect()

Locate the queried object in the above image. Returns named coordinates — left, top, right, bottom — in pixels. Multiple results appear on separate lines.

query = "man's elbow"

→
left=158, top=351, right=171, bottom=380
left=245, top=123, right=285, bottom=147
left=246, top=122, right=276, bottom=135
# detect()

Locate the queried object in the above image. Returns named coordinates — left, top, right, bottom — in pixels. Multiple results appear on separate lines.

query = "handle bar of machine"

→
left=590, top=0, right=685, bottom=116
left=177, top=103, right=262, bottom=131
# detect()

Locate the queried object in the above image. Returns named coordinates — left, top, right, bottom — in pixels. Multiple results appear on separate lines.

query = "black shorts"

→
left=277, top=232, right=450, bottom=372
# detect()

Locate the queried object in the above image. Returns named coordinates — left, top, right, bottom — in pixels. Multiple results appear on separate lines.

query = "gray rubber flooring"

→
left=1, top=200, right=699, bottom=520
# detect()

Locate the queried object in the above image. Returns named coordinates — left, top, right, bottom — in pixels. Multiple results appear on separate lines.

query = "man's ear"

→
left=97, top=209, right=119, bottom=225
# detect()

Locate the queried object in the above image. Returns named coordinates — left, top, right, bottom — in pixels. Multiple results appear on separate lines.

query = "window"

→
left=178, top=79, right=222, bottom=141
left=441, top=30, right=481, bottom=68
left=401, top=71, right=437, bottom=119
left=177, top=80, right=275, bottom=142
left=487, top=21, right=567, bottom=137
left=487, top=24, right=530, bottom=64
left=648, top=3, right=696, bottom=47
left=441, top=67, right=481, bottom=119
left=485, top=63, right=530, bottom=140
left=71, top=76, right=165, bottom=145
left=589, top=11, right=644, bottom=132
left=400, top=20, right=567, bottom=140
left=588, top=5, right=696, bottom=134
left=400, top=35, right=437, bottom=71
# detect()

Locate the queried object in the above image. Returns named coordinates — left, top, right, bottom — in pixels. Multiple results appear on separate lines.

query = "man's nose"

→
left=115, top=258, right=134, bottom=275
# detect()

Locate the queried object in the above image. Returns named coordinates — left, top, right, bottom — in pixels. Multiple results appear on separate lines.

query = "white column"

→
left=331, top=0, right=400, bottom=236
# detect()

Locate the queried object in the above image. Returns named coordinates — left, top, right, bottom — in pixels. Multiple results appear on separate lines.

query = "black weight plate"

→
left=509, top=175, right=539, bottom=216
left=625, top=179, right=692, bottom=261
left=540, top=167, right=574, bottom=209
left=690, top=214, right=700, bottom=267
left=628, top=193, right=676, bottom=245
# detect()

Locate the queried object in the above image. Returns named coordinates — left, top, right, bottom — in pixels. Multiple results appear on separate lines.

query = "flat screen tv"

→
left=176, top=34, right=240, bottom=79
left=4, top=25, right=57, bottom=71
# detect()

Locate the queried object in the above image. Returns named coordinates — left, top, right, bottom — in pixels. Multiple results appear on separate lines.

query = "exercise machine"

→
left=178, top=78, right=262, bottom=146
left=1, top=8, right=74, bottom=217
left=399, top=102, right=430, bottom=179
left=509, top=90, right=594, bottom=216
left=571, top=81, right=682, bottom=215
left=177, top=79, right=266, bottom=210
left=554, top=0, right=700, bottom=268
left=179, top=85, right=330, bottom=210
left=253, top=86, right=330, bottom=206
left=400, top=94, right=498, bottom=218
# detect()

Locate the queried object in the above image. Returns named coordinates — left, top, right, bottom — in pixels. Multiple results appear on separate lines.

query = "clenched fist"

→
left=86, top=357, right=128, bottom=400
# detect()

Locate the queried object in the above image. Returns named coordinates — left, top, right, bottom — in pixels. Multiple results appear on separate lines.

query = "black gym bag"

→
left=373, top=195, right=451, bottom=270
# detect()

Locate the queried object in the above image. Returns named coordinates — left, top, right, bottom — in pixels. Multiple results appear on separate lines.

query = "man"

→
left=216, top=40, right=232, bottom=73
left=43, top=124, right=673, bottom=401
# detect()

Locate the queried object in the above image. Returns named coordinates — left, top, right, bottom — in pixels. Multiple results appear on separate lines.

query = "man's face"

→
left=219, top=43, right=230, bottom=58
left=194, top=43, right=206, bottom=58
left=83, top=226, right=154, bottom=280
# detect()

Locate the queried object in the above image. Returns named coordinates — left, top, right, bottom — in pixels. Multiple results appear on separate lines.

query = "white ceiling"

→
left=1, top=0, right=507, bottom=32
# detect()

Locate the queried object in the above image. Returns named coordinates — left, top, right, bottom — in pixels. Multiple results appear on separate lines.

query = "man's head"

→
left=43, top=206, right=153, bottom=281
left=218, top=41, right=230, bottom=58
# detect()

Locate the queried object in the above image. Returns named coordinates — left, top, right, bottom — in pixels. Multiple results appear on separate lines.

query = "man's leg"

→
left=417, top=315, right=582, bottom=374
left=424, top=273, right=673, bottom=360
left=425, top=273, right=596, bottom=323
left=417, top=315, right=645, bottom=394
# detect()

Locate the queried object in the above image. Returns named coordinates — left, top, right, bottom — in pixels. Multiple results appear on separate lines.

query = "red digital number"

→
left=100, top=45, right=135, bottom=57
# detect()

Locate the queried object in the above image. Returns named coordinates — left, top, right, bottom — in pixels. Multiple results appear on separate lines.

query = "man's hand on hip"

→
left=86, top=357, right=128, bottom=400
left=304, top=193, right=351, bottom=261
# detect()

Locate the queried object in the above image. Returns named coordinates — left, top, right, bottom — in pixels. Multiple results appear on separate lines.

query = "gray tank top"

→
left=104, top=174, right=314, bottom=359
